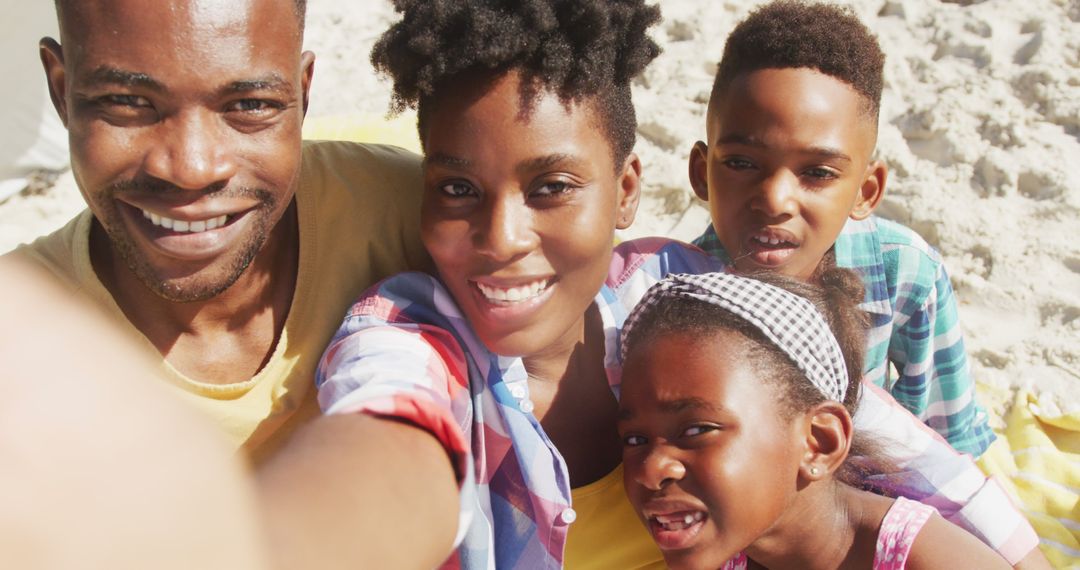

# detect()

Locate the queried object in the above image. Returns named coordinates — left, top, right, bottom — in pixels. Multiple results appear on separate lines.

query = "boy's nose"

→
left=473, top=195, right=538, bottom=262
left=751, top=171, right=798, bottom=218
left=631, top=446, right=687, bottom=491
left=142, top=110, right=239, bottom=191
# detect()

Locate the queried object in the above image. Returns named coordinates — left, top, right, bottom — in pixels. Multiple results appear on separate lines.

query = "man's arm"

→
left=258, top=413, right=459, bottom=570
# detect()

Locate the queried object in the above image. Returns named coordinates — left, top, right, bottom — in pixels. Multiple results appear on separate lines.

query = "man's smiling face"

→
left=43, top=0, right=313, bottom=301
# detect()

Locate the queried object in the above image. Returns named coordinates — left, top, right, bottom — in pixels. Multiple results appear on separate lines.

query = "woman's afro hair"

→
left=371, top=0, right=662, bottom=166
left=712, top=0, right=885, bottom=120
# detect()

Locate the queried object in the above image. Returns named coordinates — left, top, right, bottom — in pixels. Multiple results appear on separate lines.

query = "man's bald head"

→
left=54, top=0, right=308, bottom=38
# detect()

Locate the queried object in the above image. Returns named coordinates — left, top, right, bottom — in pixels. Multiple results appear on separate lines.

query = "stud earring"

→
left=810, top=466, right=819, bottom=476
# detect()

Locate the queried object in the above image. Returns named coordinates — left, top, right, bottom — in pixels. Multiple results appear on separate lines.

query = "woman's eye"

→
left=439, top=182, right=475, bottom=197
left=623, top=434, right=647, bottom=447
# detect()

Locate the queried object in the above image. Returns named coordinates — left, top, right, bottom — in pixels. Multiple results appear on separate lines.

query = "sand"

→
left=3, top=0, right=1078, bottom=411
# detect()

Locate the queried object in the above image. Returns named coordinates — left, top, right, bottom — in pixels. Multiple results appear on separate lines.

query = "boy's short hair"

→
left=371, top=0, right=661, bottom=168
left=712, top=0, right=885, bottom=120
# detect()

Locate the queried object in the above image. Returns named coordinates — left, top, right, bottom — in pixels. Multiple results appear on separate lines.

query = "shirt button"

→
left=510, top=385, right=527, bottom=399
left=559, top=508, right=577, bottom=524
left=519, top=399, right=535, bottom=414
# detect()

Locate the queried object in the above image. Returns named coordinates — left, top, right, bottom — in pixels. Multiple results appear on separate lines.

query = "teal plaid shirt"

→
left=693, top=217, right=995, bottom=457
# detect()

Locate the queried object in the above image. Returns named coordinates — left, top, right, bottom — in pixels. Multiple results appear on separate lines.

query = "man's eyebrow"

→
left=716, top=133, right=851, bottom=162
left=220, top=74, right=294, bottom=96
left=84, top=66, right=165, bottom=92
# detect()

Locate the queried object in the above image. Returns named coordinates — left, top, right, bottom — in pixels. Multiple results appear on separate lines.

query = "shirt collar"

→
left=692, top=219, right=891, bottom=316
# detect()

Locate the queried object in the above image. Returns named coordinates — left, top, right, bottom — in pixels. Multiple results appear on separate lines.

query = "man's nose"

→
left=472, top=194, right=538, bottom=263
left=142, top=110, right=238, bottom=191
left=630, top=445, right=687, bottom=492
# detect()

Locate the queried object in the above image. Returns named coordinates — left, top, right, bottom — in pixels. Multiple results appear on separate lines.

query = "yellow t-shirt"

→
left=9, top=140, right=430, bottom=464
left=565, top=463, right=667, bottom=569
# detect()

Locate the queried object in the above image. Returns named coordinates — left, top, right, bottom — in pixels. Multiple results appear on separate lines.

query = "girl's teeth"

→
left=142, top=210, right=228, bottom=234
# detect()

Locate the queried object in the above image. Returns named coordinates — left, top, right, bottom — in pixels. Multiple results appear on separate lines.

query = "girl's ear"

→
left=615, top=152, right=642, bottom=230
left=799, top=401, right=853, bottom=482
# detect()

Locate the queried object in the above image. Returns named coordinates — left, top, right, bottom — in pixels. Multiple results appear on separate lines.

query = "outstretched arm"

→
left=258, top=413, right=459, bottom=569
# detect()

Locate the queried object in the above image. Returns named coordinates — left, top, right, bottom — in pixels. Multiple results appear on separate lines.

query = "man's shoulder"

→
left=299, top=140, right=424, bottom=211
left=301, top=140, right=422, bottom=178
left=4, top=211, right=93, bottom=291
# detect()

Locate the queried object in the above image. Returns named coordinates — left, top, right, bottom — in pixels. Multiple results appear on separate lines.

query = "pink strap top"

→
left=873, top=496, right=936, bottom=569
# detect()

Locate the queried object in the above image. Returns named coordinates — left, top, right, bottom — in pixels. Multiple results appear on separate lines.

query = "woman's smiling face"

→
left=420, top=71, right=639, bottom=357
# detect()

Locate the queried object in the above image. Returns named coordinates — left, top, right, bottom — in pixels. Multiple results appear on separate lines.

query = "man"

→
left=10, top=0, right=429, bottom=464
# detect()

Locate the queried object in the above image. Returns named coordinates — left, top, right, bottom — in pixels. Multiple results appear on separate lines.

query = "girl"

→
left=263, top=1, right=1035, bottom=568
left=617, top=269, right=1010, bottom=570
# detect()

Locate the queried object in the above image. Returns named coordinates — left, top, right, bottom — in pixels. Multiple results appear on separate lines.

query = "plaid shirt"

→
left=693, top=217, right=995, bottom=457
left=317, top=237, right=1035, bottom=568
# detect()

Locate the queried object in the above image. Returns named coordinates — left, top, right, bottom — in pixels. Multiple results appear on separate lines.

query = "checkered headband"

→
left=621, top=272, right=849, bottom=402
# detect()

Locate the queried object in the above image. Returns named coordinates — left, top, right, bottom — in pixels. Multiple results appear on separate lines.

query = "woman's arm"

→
left=258, top=413, right=459, bottom=569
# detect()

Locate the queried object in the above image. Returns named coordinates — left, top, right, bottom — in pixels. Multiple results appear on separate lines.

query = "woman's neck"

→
left=744, top=482, right=888, bottom=570
left=523, top=304, right=622, bottom=487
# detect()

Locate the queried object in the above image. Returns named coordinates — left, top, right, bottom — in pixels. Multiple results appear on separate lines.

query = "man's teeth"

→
left=653, top=511, right=705, bottom=531
left=143, top=210, right=228, bottom=233
left=476, top=280, right=549, bottom=303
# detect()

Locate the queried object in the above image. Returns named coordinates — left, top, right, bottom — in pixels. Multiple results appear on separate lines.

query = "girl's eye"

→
left=682, top=425, right=718, bottom=437
left=439, top=182, right=476, bottom=197
left=623, top=434, right=648, bottom=447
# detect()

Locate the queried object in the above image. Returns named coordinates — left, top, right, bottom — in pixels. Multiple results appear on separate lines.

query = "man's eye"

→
left=804, top=167, right=838, bottom=180
left=227, top=99, right=281, bottom=113
left=623, top=434, right=647, bottom=447
left=100, top=94, right=151, bottom=108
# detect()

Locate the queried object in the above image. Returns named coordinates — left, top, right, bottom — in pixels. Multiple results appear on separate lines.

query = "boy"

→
left=688, top=0, right=994, bottom=457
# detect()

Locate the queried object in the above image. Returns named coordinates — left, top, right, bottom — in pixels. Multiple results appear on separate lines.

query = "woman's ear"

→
left=799, top=402, right=853, bottom=482
left=615, top=152, right=642, bottom=230
left=688, top=141, right=710, bottom=202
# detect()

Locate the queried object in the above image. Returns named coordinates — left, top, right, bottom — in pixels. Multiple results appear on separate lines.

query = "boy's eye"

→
left=622, top=434, right=648, bottom=447
left=721, top=157, right=755, bottom=170
left=531, top=180, right=574, bottom=198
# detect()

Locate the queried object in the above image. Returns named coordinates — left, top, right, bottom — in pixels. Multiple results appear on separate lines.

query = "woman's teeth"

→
left=476, top=280, right=549, bottom=303
left=653, top=511, right=706, bottom=531
left=143, top=210, right=228, bottom=233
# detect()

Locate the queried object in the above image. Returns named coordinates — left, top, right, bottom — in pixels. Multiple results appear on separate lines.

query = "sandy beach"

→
left=3, top=0, right=1078, bottom=412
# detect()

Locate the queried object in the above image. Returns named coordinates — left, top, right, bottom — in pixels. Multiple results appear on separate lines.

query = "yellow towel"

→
left=302, top=112, right=422, bottom=153
left=977, top=383, right=1080, bottom=567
